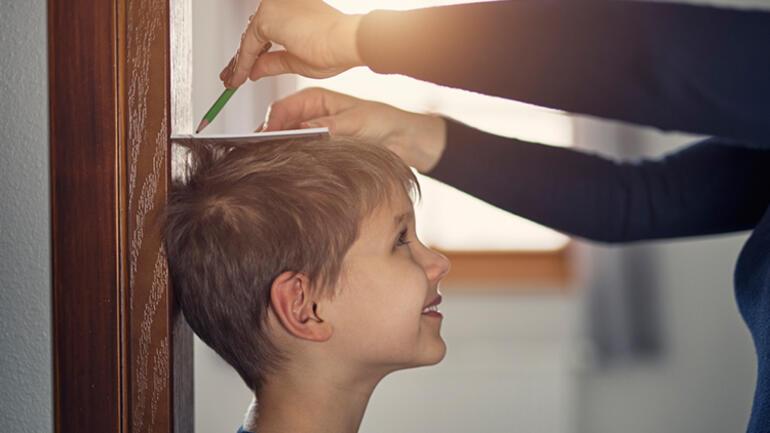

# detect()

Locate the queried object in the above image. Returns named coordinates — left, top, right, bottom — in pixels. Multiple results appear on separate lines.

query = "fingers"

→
left=249, top=50, right=311, bottom=81
left=220, top=56, right=236, bottom=82
left=222, top=1, right=357, bottom=86
left=263, top=88, right=357, bottom=131
left=299, top=116, right=338, bottom=134
left=299, top=113, right=360, bottom=137
left=299, top=110, right=389, bottom=150
left=226, top=19, right=272, bottom=88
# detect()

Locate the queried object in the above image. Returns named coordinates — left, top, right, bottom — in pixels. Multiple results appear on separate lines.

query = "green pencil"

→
left=196, top=42, right=272, bottom=134
left=195, top=87, right=237, bottom=134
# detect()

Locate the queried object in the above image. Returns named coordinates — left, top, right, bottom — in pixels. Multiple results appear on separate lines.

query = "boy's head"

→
left=164, top=137, right=450, bottom=392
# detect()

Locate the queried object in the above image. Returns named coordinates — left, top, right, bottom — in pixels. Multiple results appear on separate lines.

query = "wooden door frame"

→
left=49, top=0, right=193, bottom=432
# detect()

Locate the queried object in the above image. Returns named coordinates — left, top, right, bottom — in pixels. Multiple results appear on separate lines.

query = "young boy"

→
left=164, top=137, right=450, bottom=433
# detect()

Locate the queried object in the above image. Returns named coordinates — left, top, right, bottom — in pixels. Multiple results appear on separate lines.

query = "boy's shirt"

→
left=237, top=397, right=258, bottom=433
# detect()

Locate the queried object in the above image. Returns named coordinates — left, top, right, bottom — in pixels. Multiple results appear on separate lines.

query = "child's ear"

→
left=269, top=271, right=332, bottom=342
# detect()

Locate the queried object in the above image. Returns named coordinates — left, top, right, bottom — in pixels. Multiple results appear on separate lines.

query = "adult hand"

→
left=263, top=87, right=447, bottom=173
left=221, top=0, right=364, bottom=88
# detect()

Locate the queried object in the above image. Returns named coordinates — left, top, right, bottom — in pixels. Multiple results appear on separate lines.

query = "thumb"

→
left=249, top=50, right=317, bottom=80
left=300, top=111, right=363, bottom=138
left=300, top=117, right=339, bottom=135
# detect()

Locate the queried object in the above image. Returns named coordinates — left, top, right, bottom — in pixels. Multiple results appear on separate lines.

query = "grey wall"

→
left=0, top=1, right=52, bottom=432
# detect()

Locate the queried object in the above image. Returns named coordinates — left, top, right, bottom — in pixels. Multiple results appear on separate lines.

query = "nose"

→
left=421, top=246, right=451, bottom=284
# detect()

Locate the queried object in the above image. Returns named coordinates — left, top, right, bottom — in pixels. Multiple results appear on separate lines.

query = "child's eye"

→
left=396, top=228, right=411, bottom=248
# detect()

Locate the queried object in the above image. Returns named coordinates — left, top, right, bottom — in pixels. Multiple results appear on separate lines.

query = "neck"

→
left=252, top=365, right=383, bottom=433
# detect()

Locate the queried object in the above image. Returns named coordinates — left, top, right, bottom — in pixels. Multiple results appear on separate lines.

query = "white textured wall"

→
left=0, top=1, right=52, bottom=432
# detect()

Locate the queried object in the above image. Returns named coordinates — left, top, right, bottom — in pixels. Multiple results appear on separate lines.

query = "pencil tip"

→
left=195, top=119, right=209, bottom=134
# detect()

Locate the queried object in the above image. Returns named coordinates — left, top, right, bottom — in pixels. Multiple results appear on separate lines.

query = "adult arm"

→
left=358, top=1, right=770, bottom=143
left=429, top=120, right=770, bottom=243
left=257, top=89, right=770, bottom=243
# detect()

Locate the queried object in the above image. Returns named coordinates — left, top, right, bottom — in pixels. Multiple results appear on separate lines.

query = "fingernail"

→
left=221, top=57, right=235, bottom=80
left=227, top=69, right=242, bottom=88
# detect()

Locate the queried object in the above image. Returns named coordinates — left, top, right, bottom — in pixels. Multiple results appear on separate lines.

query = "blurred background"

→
left=188, top=1, right=763, bottom=433
left=0, top=0, right=764, bottom=432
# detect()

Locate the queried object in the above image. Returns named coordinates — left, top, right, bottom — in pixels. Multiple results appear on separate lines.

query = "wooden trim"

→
left=123, top=0, right=174, bottom=431
left=438, top=245, right=573, bottom=293
left=50, top=0, right=192, bottom=432
left=49, top=0, right=123, bottom=431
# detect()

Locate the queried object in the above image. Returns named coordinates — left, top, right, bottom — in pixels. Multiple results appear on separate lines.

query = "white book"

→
left=171, top=127, right=330, bottom=143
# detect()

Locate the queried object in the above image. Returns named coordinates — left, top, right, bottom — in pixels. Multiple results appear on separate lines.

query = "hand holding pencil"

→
left=196, top=43, right=272, bottom=133
left=220, top=0, right=364, bottom=88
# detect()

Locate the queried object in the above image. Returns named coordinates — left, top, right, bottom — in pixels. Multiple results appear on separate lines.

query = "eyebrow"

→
left=392, top=211, right=412, bottom=230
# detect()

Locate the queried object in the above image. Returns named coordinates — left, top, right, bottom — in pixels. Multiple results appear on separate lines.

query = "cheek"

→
left=369, top=260, right=427, bottom=323
left=345, top=271, right=423, bottom=331
left=331, top=260, right=429, bottom=359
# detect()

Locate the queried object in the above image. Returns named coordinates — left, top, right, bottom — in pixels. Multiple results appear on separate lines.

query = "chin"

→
left=382, top=339, right=448, bottom=374
left=429, top=341, right=448, bottom=364
left=415, top=339, right=447, bottom=367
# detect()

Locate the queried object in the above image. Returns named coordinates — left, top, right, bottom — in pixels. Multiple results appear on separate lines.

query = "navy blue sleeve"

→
left=358, top=1, right=770, bottom=143
left=427, top=120, right=770, bottom=243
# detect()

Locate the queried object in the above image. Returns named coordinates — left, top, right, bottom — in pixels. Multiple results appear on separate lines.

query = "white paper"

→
left=171, top=127, right=330, bottom=143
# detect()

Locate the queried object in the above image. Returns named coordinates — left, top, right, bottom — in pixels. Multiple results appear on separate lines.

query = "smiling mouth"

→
left=421, top=295, right=443, bottom=318
left=422, top=304, right=440, bottom=314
